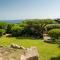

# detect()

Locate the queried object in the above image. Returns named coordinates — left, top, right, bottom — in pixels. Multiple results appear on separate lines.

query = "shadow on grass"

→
left=51, top=56, right=60, bottom=60
left=16, top=36, right=41, bottom=40
left=44, top=40, right=56, bottom=44
left=6, top=35, right=41, bottom=40
left=5, top=34, right=43, bottom=40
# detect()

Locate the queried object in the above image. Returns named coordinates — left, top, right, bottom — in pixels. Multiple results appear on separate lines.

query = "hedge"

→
left=45, top=24, right=60, bottom=31
left=48, top=29, right=60, bottom=39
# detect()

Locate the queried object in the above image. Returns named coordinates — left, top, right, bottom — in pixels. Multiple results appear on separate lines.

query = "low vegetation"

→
left=0, top=36, right=60, bottom=60
left=48, top=29, right=60, bottom=39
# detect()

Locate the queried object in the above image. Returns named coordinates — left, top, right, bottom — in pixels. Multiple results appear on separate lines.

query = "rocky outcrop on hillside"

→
left=0, top=44, right=39, bottom=60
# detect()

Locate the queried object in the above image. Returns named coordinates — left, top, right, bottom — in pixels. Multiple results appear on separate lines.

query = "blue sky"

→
left=0, top=0, right=60, bottom=20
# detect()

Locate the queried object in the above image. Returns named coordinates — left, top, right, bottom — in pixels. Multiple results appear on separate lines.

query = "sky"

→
left=0, top=0, right=60, bottom=20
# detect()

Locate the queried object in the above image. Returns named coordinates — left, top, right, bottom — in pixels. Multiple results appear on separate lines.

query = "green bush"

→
left=45, top=24, right=60, bottom=31
left=0, top=29, right=6, bottom=36
left=55, top=19, right=60, bottom=23
left=6, top=23, right=14, bottom=33
left=0, top=22, right=7, bottom=29
left=48, top=29, right=60, bottom=39
left=19, top=20, right=46, bottom=38
left=11, top=25, right=24, bottom=37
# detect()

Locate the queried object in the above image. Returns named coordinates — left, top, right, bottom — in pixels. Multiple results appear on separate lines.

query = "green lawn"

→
left=0, top=36, right=60, bottom=60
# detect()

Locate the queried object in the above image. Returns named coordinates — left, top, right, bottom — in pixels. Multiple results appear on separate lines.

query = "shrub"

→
left=11, top=25, right=24, bottom=37
left=0, top=29, right=6, bottom=36
left=6, top=24, right=14, bottom=33
left=38, top=19, right=57, bottom=24
left=0, top=22, right=7, bottom=29
left=48, top=29, right=60, bottom=39
left=45, top=24, right=60, bottom=31
left=55, top=19, right=60, bottom=23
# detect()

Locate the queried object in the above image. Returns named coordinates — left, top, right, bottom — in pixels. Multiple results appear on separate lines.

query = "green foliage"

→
left=10, top=19, right=56, bottom=38
left=55, top=19, right=60, bottom=23
left=11, top=24, right=24, bottom=31
left=0, top=22, right=7, bottom=29
left=48, top=29, right=60, bottom=39
left=11, top=24, right=24, bottom=36
left=45, top=24, right=60, bottom=31
left=6, top=23, right=14, bottom=33
left=22, top=19, right=56, bottom=25
left=37, top=19, right=56, bottom=24
left=0, top=19, right=58, bottom=38
left=18, top=20, right=50, bottom=38
left=56, top=39, right=60, bottom=47
left=0, top=29, right=5, bottom=36
left=20, top=22, right=45, bottom=38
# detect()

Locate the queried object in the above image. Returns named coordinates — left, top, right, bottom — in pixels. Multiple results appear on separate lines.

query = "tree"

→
left=6, top=23, right=14, bottom=33
left=11, top=24, right=24, bottom=37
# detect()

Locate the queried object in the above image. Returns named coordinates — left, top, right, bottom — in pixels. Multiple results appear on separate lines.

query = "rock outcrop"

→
left=21, top=47, right=39, bottom=60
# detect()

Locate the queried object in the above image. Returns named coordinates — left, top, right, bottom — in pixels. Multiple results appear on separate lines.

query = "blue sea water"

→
left=0, top=20, right=22, bottom=23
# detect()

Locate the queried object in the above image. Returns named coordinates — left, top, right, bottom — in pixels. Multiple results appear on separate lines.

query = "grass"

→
left=0, top=35, right=60, bottom=60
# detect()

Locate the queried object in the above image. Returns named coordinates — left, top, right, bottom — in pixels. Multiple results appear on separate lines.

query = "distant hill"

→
left=0, top=20, right=22, bottom=23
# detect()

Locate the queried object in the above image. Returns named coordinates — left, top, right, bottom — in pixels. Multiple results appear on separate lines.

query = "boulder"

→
left=21, top=47, right=39, bottom=60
